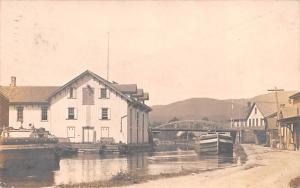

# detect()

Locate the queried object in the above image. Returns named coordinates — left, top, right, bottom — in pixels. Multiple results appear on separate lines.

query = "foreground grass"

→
left=57, top=168, right=208, bottom=188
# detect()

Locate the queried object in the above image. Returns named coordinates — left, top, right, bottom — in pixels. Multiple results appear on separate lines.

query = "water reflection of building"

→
left=54, top=153, right=148, bottom=185
left=127, top=152, right=148, bottom=173
left=0, top=150, right=59, bottom=187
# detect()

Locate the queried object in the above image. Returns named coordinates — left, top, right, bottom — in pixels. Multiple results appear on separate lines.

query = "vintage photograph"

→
left=0, top=0, right=299, bottom=187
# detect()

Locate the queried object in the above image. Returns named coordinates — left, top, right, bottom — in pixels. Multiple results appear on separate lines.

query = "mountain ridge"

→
left=149, top=91, right=297, bottom=124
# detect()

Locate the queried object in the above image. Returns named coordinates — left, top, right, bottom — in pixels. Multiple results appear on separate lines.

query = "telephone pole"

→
left=268, top=87, right=284, bottom=148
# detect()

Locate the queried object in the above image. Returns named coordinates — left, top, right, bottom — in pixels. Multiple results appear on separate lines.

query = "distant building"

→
left=231, top=102, right=270, bottom=144
left=0, top=70, right=151, bottom=144
left=278, top=92, right=300, bottom=151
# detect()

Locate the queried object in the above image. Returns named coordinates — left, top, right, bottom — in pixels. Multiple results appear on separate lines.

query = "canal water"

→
left=0, top=147, right=237, bottom=187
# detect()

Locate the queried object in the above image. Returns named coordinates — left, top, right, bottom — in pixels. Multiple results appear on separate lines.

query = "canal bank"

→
left=124, top=144, right=300, bottom=188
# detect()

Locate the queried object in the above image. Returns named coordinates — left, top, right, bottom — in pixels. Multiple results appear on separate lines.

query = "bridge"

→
left=149, top=120, right=266, bottom=144
left=151, top=120, right=234, bottom=132
left=150, top=120, right=265, bottom=132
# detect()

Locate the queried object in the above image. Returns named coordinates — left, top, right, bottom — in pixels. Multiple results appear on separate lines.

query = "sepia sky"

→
left=0, top=0, right=299, bottom=105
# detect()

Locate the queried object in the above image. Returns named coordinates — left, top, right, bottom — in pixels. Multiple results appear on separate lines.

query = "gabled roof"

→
left=48, top=70, right=132, bottom=102
left=0, top=88, right=9, bottom=101
left=231, top=106, right=251, bottom=120
left=289, top=92, right=300, bottom=99
left=139, top=92, right=149, bottom=100
left=112, top=84, right=137, bottom=94
left=0, top=86, right=59, bottom=104
left=280, top=106, right=299, bottom=119
left=255, top=102, right=278, bottom=117
left=132, top=89, right=144, bottom=97
left=0, top=70, right=151, bottom=111
left=244, top=102, right=277, bottom=120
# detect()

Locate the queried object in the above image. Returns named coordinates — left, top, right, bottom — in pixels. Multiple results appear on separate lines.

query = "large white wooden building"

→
left=0, top=70, right=151, bottom=144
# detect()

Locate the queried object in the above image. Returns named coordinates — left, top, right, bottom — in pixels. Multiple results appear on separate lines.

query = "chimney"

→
left=10, top=76, right=16, bottom=87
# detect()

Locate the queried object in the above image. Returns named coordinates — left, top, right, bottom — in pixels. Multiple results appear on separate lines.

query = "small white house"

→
left=0, top=70, right=151, bottom=144
left=231, top=103, right=271, bottom=128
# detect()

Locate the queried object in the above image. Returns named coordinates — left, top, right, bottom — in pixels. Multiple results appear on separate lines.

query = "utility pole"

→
left=268, top=87, right=284, bottom=148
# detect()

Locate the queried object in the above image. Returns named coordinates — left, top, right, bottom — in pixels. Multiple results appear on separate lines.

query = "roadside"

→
left=123, top=144, right=300, bottom=188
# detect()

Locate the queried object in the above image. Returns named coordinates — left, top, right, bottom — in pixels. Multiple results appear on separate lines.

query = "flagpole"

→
left=106, top=32, right=110, bottom=81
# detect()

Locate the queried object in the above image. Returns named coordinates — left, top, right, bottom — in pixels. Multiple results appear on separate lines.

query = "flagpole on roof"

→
left=106, top=32, right=110, bottom=82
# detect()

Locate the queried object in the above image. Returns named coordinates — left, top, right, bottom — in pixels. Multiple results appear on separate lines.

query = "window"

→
left=17, top=107, right=24, bottom=122
left=100, top=88, right=109, bottom=99
left=255, top=107, right=257, bottom=114
left=252, top=119, right=255, bottom=126
left=256, top=118, right=258, bottom=126
left=260, top=118, right=264, bottom=126
left=67, top=127, right=75, bottom=138
left=249, top=119, right=251, bottom=126
left=41, top=106, right=48, bottom=121
left=67, top=107, right=77, bottom=120
left=82, top=86, right=94, bottom=105
left=101, top=108, right=110, bottom=120
left=68, top=87, right=77, bottom=99
left=100, top=127, right=109, bottom=138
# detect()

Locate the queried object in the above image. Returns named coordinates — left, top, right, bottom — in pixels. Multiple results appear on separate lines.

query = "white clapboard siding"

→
left=106, top=89, right=110, bottom=99
left=73, top=88, right=77, bottom=99
left=74, top=108, right=78, bottom=119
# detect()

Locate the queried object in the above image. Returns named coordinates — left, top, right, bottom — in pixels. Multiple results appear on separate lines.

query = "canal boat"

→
left=0, top=127, right=77, bottom=156
left=0, top=127, right=58, bottom=151
left=194, top=132, right=233, bottom=155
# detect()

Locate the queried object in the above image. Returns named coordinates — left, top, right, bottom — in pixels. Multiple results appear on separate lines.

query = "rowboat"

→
left=194, top=133, right=233, bottom=155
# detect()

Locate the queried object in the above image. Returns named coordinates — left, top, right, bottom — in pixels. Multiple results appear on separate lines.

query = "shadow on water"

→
left=0, top=149, right=60, bottom=188
left=0, top=145, right=237, bottom=186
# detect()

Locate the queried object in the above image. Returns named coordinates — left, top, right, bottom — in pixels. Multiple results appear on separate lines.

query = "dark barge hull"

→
left=194, top=134, right=233, bottom=155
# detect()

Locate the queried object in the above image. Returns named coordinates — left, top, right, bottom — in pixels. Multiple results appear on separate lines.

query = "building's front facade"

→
left=278, top=92, right=300, bottom=151
left=231, top=103, right=267, bottom=128
left=231, top=103, right=271, bottom=144
left=0, top=70, right=151, bottom=144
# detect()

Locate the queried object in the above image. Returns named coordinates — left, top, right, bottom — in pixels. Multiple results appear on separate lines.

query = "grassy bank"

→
left=57, top=168, right=210, bottom=188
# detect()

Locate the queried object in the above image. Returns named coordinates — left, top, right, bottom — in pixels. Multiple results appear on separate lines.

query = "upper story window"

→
left=67, top=107, right=77, bottom=120
left=100, top=88, right=110, bottom=99
left=68, top=87, right=77, bottom=99
left=100, top=108, right=111, bottom=120
left=83, top=86, right=95, bottom=105
left=16, top=106, right=24, bottom=122
left=254, top=107, right=257, bottom=114
left=249, top=119, right=251, bottom=126
left=256, top=118, right=258, bottom=126
left=41, top=106, right=48, bottom=121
